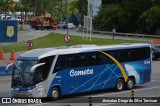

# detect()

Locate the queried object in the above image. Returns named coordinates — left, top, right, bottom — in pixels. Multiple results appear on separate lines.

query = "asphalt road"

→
left=0, top=60, right=159, bottom=106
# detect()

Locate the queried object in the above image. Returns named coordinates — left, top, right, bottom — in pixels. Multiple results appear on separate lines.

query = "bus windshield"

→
left=12, top=60, right=37, bottom=87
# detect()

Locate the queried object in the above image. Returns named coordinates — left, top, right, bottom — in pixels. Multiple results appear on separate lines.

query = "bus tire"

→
left=50, top=87, right=61, bottom=100
left=115, top=79, right=124, bottom=91
left=126, top=77, right=135, bottom=90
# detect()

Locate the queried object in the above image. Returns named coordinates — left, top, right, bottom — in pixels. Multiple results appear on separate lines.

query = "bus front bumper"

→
left=11, top=89, right=33, bottom=97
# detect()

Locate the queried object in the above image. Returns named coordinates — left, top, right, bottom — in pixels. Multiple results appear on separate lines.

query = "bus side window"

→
left=88, top=53, right=97, bottom=66
left=128, top=49, right=140, bottom=61
left=36, top=56, right=55, bottom=82
left=103, top=51, right=116, bottom=64
left=118, top=47, right=150, bottom=63
left=73, top=54, right=87, bottom=67
left=138, top=47, right=150, bottom=60
left=119, top=50, right=128, bottom=62
left=95, top=54, right=103, bottom=65
left=54, top=55, right=72, bottom=73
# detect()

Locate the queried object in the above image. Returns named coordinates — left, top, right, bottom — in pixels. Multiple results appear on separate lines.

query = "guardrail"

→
left=92, top=30, right=160, bottom=38
left=0, top=66, right=13, bottom=76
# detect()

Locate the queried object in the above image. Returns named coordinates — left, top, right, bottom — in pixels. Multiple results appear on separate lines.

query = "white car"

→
left=0, top=15, right=11, bottom=20
left=67, top=23, right=75, bottom=29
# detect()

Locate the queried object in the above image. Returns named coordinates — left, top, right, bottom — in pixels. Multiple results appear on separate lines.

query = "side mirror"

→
left=30, top=62, right=46, bottom=73
left=6, top=63, right=14, bottom=70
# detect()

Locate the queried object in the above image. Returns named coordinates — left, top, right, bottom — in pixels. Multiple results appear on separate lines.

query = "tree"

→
left=93, top=4, right=127, bottom=32
left=120, top=0, right=152, bottom=33
left=75, top=0, right=87, bottom=24
left=139, top=6, right=160, bottom=34
left=68, top=0, right=79, bottom=24
left=102, top=0, right=122, bottom=5
left=0, top=0, right=15, bottom=18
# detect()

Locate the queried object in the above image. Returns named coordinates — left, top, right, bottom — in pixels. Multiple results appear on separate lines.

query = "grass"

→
left=1, top=33, right=147, bottom=53
left=18, top=29, right=26, bottom=32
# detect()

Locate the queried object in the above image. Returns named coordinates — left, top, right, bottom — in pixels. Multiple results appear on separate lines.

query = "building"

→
left=88, top=0, right=102, bottom=17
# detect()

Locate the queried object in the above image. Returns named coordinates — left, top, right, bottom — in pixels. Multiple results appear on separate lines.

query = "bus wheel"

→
left=116, top=79, right=124, bottom=91
left=126, top=78, right=134, bottom=90
left=50, top=87, right=60, bottom=100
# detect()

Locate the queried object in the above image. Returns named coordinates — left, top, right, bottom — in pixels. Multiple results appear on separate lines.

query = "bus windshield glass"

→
left=12, top=60, right=37, bottom=87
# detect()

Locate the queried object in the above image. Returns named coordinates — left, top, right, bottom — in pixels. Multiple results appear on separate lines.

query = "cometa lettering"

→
left=70, top=69, right=93, bottom=77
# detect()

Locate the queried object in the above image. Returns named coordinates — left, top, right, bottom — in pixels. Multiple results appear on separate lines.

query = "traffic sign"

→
left=27, top=40, right=33, bottom=49
left=64, top=34, right=70, bottom=43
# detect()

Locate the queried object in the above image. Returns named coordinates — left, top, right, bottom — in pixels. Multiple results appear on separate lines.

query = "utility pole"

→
left=66, top=0, right=68, bottom=34
left=4, top=0, right=7, bottom=19
left=60, top=0, right=63, bottom=30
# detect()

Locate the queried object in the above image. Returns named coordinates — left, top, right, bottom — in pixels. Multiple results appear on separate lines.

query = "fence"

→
left=92, top=30, right=160, bottom=38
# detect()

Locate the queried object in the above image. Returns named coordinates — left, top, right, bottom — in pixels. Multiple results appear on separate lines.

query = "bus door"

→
left=34, top=56, right=55, bottom=96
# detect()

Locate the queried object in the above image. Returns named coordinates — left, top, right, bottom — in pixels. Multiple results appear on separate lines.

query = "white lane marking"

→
left=59, top=85, right=160, bottom=103
left=27, top=103, right=50, bottom=106
left=94, top=85, right=160, bottom=97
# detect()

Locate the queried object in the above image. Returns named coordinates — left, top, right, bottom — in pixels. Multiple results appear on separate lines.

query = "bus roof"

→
left=18, top=43, right=151, bottom=60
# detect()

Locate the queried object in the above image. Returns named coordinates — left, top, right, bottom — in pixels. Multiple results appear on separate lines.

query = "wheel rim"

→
left=117, top=81, right=123, bottom=90
left=52, top=90, right=58, bottom=98
left=128, top=80, right=133, bottom=89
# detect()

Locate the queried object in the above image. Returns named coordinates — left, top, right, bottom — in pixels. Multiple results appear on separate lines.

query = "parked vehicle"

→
left=0, top=15, right=11, bottom=20
left=53, top=23, right=58, bottom=30
left=58, top=22, right=67, bottom=29
left=28, top=16, right=58, bottom=30
left=67, top=23, right=75, bottom=29
left=152, top=46, right=160, bottom=60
